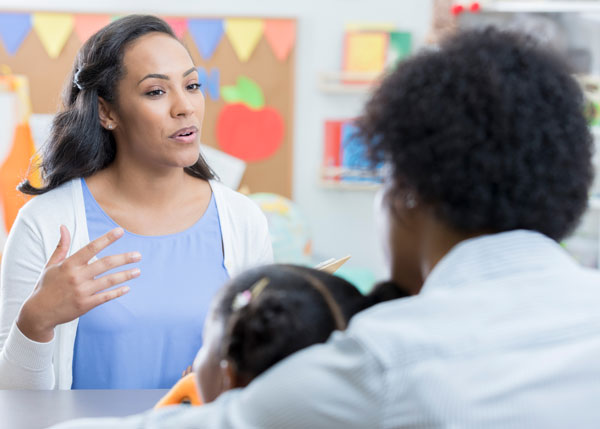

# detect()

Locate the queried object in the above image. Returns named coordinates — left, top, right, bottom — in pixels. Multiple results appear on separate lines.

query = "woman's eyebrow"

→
left=137, top=68, right=197, bottom=85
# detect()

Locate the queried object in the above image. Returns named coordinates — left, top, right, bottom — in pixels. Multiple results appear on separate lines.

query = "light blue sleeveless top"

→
left=72, top=178, right=229, bottom=389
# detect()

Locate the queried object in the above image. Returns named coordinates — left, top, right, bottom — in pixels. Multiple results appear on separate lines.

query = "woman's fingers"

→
left=86, top=251, right=142, bottom=278
left=46, top=225, right=71, bottom=266
left=86, top=284, right=132, bottom=312
left=87, top=267, right=141, bottom=295
left=68, top=227, right=125, bottom=266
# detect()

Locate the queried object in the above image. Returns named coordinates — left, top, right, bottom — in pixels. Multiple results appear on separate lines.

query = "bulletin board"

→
left=0, top=12, right=295, bottom=197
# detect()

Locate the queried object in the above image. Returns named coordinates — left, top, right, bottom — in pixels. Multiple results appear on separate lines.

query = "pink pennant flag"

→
left=264, top=19, right=296, bottom=62
left=164, top=17, right=188, bottom=40
left=74, top=15, right=110, bottom=44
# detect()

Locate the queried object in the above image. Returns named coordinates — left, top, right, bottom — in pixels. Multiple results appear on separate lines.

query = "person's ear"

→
left=98, top=97, right=118, bottom=131
left=220, top=359, right=248, bottom=390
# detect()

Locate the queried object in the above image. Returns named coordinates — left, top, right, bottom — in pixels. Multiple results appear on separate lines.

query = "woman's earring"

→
left=107, top=124, right=113, bottom=130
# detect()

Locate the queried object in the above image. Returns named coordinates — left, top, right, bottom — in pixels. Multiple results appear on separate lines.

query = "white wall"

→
left=0, top=0, right=432, bottom=279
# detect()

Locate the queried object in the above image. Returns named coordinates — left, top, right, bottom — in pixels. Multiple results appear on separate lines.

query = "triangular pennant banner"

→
left=188, top=19, right=224, bottom=60
left=164, top=17, right=188, bottom=39
left=74, top=15, right=110, bottom=44
left=0, top=13, right=31, bottom=55
left=225, top=19, right=264, bottom=62
left=33, top=13, right=74, bottom=59
left=263, top=19, right=296, bottom=62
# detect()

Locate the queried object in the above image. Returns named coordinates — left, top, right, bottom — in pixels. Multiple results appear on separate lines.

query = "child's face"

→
left=192, top=307, right=230, bottom=403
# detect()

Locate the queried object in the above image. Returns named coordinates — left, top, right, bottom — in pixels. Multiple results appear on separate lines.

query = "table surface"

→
left=0, top=389, right=168, bottom=429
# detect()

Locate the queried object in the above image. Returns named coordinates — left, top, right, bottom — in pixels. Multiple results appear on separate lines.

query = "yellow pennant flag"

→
left=225, top=19, right=264, bottom=62
left=33, top=13, right=74, bottom=59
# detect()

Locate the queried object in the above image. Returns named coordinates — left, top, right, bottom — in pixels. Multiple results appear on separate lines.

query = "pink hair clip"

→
left=231, top=277, right=270, bottom=311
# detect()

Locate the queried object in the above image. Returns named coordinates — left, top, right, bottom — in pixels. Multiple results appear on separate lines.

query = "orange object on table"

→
left=154, top=373, right=203, bottom=408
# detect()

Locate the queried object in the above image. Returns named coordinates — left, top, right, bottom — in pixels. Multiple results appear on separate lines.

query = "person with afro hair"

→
left=52, top=28, right=600, bottom=429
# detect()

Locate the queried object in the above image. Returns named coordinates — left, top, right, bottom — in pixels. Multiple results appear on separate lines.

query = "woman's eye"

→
left=187, top=83, right=202, bottom=91
left=146, top=89, right=165, bottom=97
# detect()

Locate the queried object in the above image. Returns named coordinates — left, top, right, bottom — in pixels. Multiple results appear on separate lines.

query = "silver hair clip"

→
left=231, top=277, right=270, bottom=311
left=73, top=68, right=83, bottom=90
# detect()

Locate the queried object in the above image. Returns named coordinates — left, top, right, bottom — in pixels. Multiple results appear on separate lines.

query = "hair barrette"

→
left=231, top=277, right=270, bottom=311
left=73, top=68, right=83, bottom=90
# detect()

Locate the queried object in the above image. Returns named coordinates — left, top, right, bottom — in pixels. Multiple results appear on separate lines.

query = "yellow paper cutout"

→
left=225, top=19, right=264, bottom=62
left=33, top=13, right=74, bottom=59
left=344, top=32, right=388, bottom=73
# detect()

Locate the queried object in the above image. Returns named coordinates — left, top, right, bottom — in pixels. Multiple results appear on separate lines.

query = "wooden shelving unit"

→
left=320, top=166, right=382, bottom=190
left=318, top=71, right=381, bottom=94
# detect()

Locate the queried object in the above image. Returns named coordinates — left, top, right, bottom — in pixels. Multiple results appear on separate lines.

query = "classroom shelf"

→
left=320, top=166, right=382, bottom=190
left=480, top=1, right=600, bottom=13
left=318, top=71, right=381, bottom=94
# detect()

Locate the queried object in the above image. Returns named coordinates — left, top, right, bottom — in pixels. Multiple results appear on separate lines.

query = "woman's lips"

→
left=170, top=130, right=197, bottom=143
left=169, top=126, right=198, bottom=143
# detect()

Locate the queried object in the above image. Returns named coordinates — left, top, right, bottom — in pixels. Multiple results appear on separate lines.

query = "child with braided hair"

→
left=155, top=264, right=407, bottom=407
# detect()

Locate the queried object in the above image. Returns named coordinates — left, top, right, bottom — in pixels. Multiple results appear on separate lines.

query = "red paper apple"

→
left=216, top=76, right=285, bottom=162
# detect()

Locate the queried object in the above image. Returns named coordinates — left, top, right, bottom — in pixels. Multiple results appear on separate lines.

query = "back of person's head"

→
left=358, top=27, right=594, bottom=242
left=215, top=264, right=406, bottom=383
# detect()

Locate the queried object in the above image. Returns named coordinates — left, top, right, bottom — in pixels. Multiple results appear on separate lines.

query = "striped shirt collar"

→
left=421, top=229, right=578, bottom=294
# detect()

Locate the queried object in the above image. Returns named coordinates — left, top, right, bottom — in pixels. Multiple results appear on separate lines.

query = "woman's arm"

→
left=0, top=214, right=54, bottom=389
left=0, top=220, right=141, bottom=389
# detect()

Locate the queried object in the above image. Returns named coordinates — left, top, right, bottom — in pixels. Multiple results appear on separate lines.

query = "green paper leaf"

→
left=237, top=76, right=265, bottom=109
left=221, top=85, right=241, bottom=104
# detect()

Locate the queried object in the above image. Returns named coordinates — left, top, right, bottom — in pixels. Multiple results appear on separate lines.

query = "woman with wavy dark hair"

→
left=0, top=15, right=272, bottom=390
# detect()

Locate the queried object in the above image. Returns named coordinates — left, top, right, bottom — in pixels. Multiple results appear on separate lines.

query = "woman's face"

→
left=106, top=32, right=205, bottom=170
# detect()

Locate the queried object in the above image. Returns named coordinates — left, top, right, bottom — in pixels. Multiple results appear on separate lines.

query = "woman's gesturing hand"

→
left=16, top=225, right=141, bottom=343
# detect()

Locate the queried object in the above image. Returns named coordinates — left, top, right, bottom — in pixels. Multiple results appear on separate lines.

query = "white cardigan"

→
left=0, top=178, right=273, bottom=390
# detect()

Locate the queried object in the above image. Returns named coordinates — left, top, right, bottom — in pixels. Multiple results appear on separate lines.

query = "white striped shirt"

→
left=53, top=230, right=600, bottom=428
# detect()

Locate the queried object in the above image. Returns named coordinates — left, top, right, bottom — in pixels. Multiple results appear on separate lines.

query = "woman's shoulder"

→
left=210, top=180, right=263, bottom=218
left=18, top=179, right=81, bottom=223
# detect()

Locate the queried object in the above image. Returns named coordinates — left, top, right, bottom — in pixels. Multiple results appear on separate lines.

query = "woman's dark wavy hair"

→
left=19, top=14, right=214, bottom=195
left=213, top=264, right=407, bottom=381
left=357, top=27, right=594, bottom=241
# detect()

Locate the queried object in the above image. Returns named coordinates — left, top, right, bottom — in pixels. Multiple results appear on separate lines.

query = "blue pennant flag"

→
left=188, top=19, right=224, bottom=60
left=0, top=13, right=32, bottom=55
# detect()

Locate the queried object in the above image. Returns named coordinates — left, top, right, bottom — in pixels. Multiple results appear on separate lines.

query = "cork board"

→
left=0, top=14, right=295, bottom=198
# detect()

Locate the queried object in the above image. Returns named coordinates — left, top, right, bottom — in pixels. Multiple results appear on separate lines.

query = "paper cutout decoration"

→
left=264, top=19, right=296, bottom=61
left=188, top=19, right=224, bottom=60
left=225, top=19, right=264, bottom=62
left=217, top=76, right=283, bottom=162
left=197, top=67, right=220, bottom=100
left=164, top=17, right=188, bottom=39
left=217, top=104, right=284, bottom=162
left=343, top=31, right=388, bottom=74
left=0, top=75, right=39, bottom=249
left=74, top=15, right=110, bottom=44
left=0, top=123, right=38, bottom=232
left=0, top=13, right=31, bottom=55
left=221, top=76, right=264, bottom=109
left=33, top=13, right=74, bottom=59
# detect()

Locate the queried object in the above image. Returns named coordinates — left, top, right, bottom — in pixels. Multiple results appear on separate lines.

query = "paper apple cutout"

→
left=217, top=103, right=284, bottom=162
left=216, top=76, right=285, bottom=161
